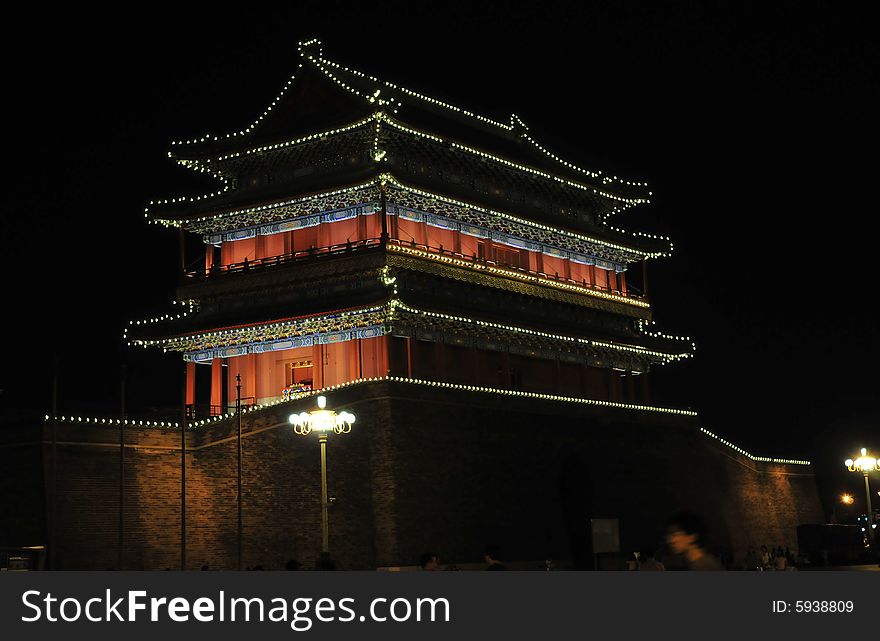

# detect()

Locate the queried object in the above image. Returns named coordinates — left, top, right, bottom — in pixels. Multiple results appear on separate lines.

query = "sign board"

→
left=590, top=518, right=620, bottom=554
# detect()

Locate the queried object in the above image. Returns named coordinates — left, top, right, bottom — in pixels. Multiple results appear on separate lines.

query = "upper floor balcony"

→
left=182, top=235, right=646, bottom=304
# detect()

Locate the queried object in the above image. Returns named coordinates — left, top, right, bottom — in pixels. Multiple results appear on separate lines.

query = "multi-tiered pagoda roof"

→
left=131, top=38, right=692, bottom=384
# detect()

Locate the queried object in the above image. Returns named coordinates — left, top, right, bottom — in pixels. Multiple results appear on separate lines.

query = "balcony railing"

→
left=185, top=236, right=645, bottom=301
left=185, top=238, right=384, bottom=280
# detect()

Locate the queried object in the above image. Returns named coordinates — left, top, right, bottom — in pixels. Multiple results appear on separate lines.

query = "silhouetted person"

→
left=760, top=545, right=771, bottom=569
left=484, top=544, right=508, bottom=571
left=419, top=552, right=440, bottom=571
left=665, top=512, right=724, bottom=571
left=744, top=546, right=760, bottom=570
left=774, top=547, right=787, bottom=571
left=285, top=559, right=301, bottom=571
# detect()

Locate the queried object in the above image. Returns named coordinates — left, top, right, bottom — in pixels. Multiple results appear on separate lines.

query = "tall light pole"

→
left=845, top=448, right=878, bottom=540
left=289, top=396, right=355, bottom=555
left=236, top=373, right=243, bottom=571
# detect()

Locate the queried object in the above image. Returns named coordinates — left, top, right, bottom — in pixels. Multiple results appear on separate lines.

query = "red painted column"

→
left=245, top=353, right=257, bottom=402
left=389, top=214, right=398, bottom=240
left=185, top=362, right=196, bottom=409
left=313, top=344, right=325, bottom=388
left=405, top=337, right=413, bottom=378
left=346, top=341, right=360, bottom=382
left=626, top=372, right=636, bottom=402
left=378, top=336, right=390, bottom=377
left=640, top=374, right=651, bottom=404
left=210, top=358, right=223, bottom=414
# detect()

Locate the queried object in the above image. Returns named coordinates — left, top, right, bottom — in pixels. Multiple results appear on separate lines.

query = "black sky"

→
left=2, top=1, right=877, bottom=514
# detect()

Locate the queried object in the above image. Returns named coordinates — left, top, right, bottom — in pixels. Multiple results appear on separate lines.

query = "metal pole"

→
left=319, top=433, right=329, bottom=553
left=178, top=227, right=186, bottom=275
left=865, top=473, right=874, bottom=540
left=181, top=362, right=187, bottom=570
left=50, top=359, right=58, bottom=571
left=119, top=363, right=126, bottom=570
left=236, top=374, right=242, bottom=571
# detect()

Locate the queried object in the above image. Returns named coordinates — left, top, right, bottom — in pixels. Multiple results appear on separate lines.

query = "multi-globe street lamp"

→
left=845, top=448, right=878, bottom=540
left=289, top=396, right=355, bottom=555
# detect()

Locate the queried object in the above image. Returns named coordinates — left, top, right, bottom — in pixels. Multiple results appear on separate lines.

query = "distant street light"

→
left=845, top=448, right=878, bottom=540
left=841, top=493, right=854, bottom=505
left=289, top=396, right=355, bottom=556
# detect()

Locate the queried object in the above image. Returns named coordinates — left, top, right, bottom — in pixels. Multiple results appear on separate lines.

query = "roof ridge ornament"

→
left=510, top=113, right=529, bottom=135
left=298, top=37, right=323, bottom=59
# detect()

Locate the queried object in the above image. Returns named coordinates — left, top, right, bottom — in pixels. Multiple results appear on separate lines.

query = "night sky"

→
left=3, top=2, right=877, bottom=516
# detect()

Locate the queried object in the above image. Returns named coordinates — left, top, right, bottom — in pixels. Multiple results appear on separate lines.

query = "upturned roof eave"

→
left=160, top=40, right=650, bottom=200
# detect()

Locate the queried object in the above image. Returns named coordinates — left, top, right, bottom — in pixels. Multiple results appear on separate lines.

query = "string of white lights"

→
left=149, top=179, right=380, bottom=229
left=387, top=243, right=650, bottom=307
left=305, top=41, right=648, bottom=189
left=170, top=58, right=304, bottom=146
left=389, top=299, right=692, bottom=362
left=700, top=428, right=811, bottom=466
left=381, top=174, right=671, bottom=258
left=128, top=303, right=386, bottom=349
left=131, top=292, right=687, bottom=367
left=43, top=374, right=696, bottom=430
left=122, top=301, right=198, bottom=341
left=43, top=415, right=179, bottom=428
left=156, top=38, right=653, bottom=219
left=375, top=113, right=646, bottom=205
left=637, top=320, right=695, bottom=348
left=149, top=173, right=670, bottom=259
left=40, top=402, right=813, bottom=466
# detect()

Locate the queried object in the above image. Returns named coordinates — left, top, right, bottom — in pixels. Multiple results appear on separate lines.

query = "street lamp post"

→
left=236, top=374, right=242, bottom=571
left=289, top=396, right=355, bottom=555
left=845, top=448, right=878, bottom=540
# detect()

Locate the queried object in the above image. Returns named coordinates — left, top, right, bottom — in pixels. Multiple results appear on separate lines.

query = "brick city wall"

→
left=0, top=381, right=823, bottom=569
